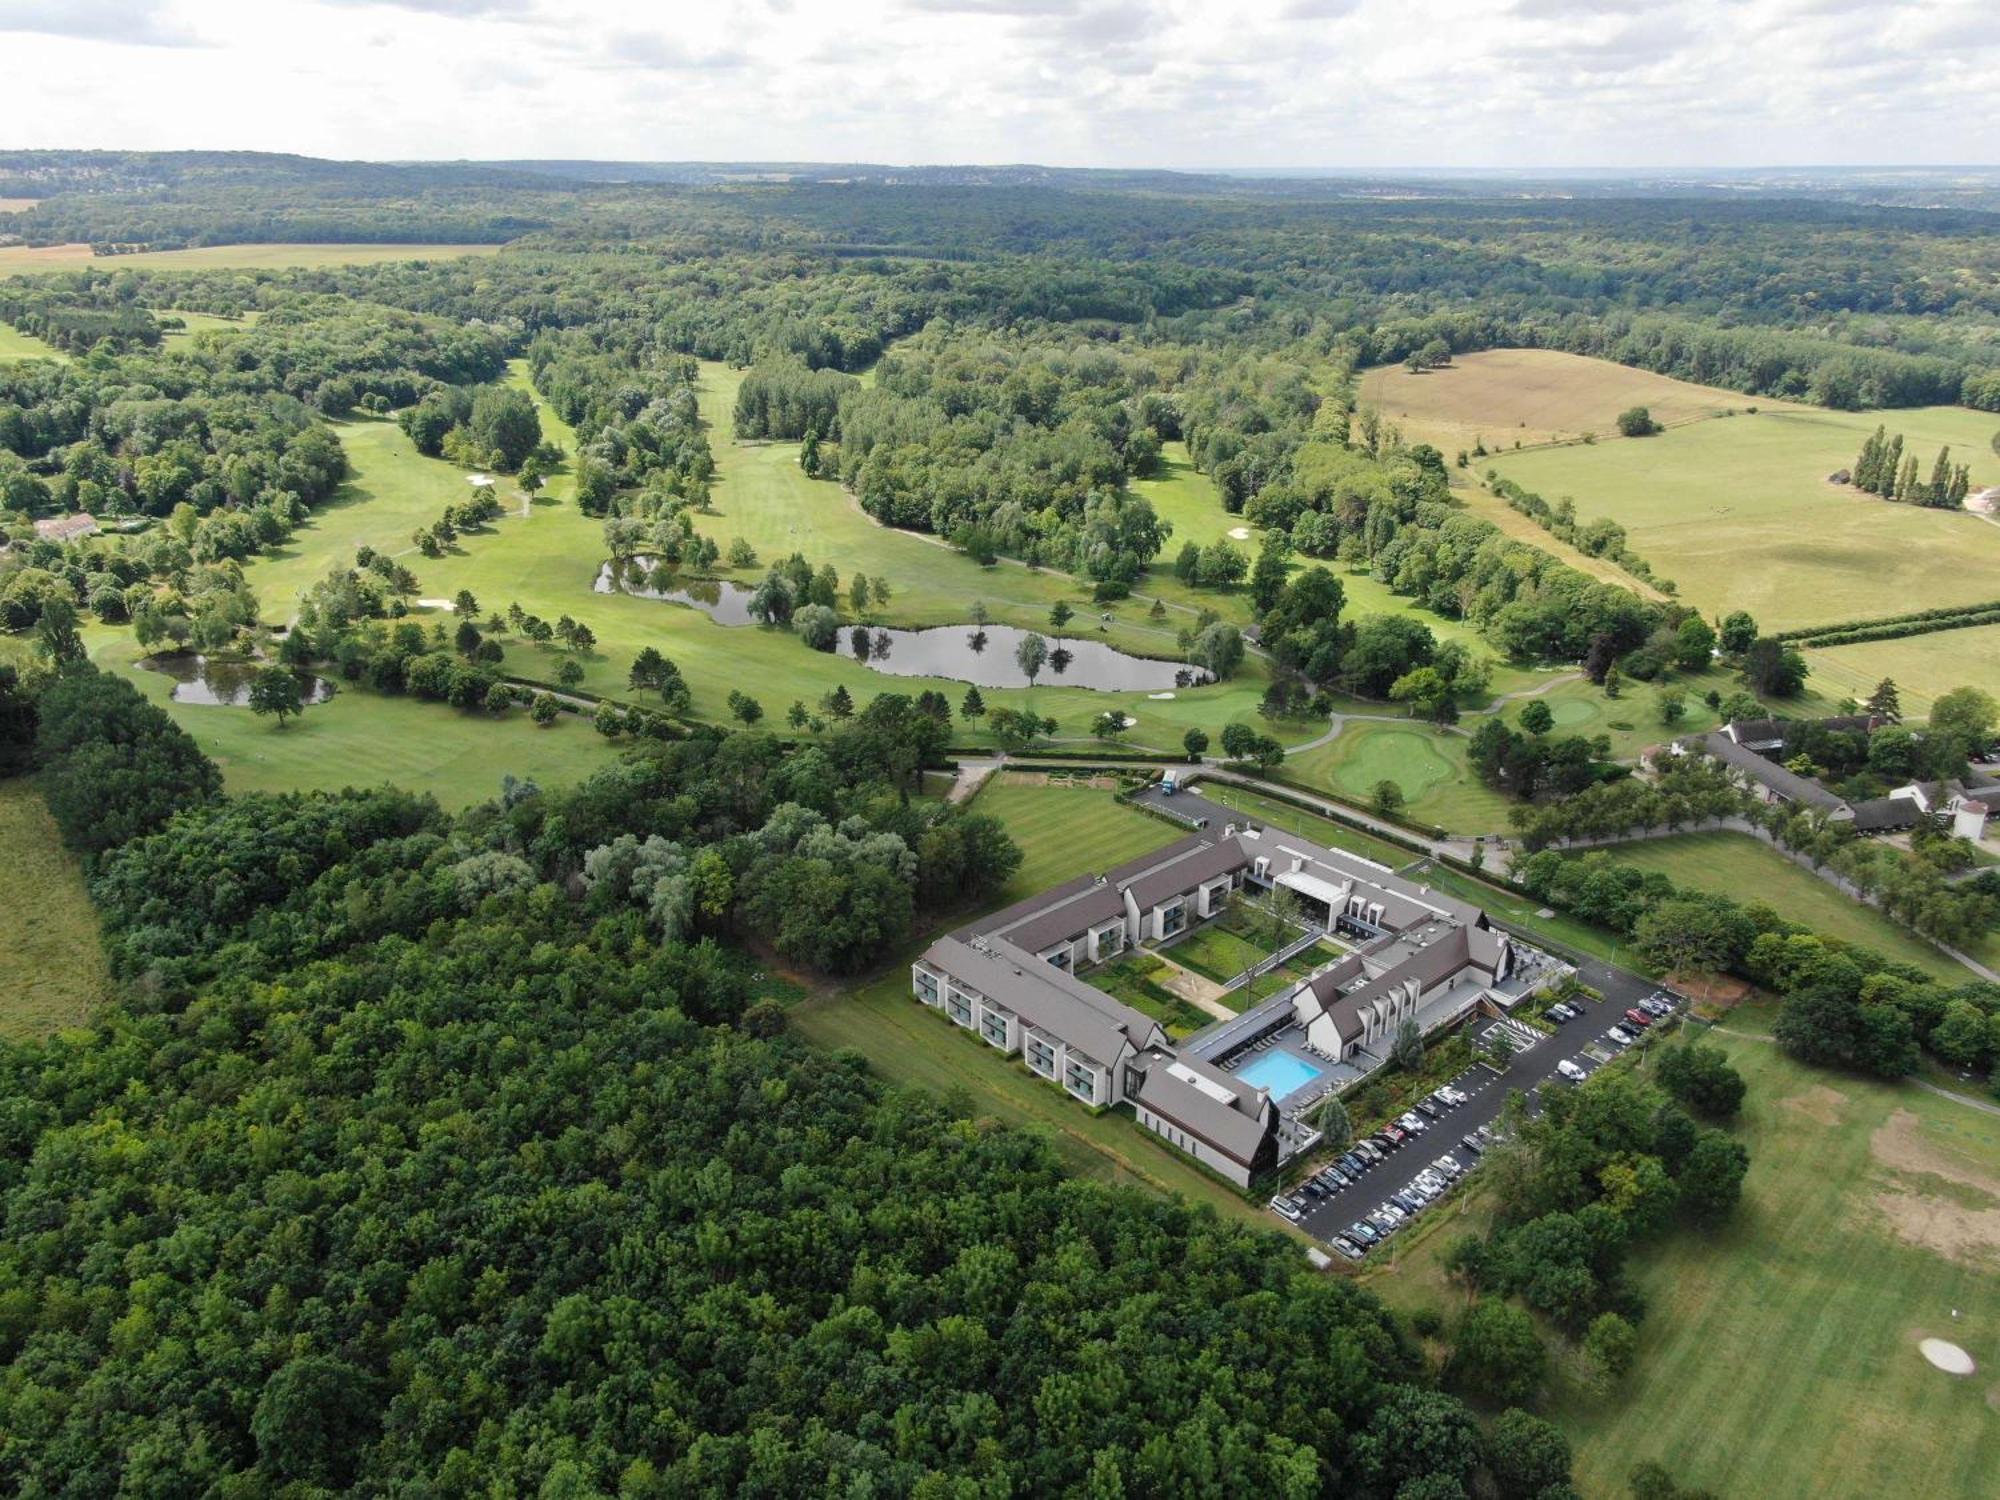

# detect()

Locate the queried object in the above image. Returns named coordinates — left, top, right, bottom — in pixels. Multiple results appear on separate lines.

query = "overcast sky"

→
left=0, top=0, right=1993, bottom=170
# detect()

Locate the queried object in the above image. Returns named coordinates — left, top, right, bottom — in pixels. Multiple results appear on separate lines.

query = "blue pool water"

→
left=1235, top=1049, right=1323, bottom=1100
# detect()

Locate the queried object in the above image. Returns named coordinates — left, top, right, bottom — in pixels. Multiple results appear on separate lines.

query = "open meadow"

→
left=0, top=242, right=504, bottom=273
left=1491, top=403, right=2000, bottom=636
left=1360, top=348, right=1806, bottom=453
left=0, top=779, right=110, bottom=1038
left=0, top=322, right=66, bottom=361
left=1802, top=621, right=2000, bottom=718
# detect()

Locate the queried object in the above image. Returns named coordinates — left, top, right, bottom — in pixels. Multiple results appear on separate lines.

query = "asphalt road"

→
left=1280, top=985, right=1686, bottom=1253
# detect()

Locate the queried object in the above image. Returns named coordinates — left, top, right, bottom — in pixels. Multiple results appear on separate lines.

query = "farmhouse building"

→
left=912, top=820, right=1547, bottom=1188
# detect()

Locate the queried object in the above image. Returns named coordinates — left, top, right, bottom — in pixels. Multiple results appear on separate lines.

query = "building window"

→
left=914, top=970, right=939, bottom=1005
left=981, top=1012, right=1010, bottom=1047
left=947, top=989, right=974, bottom=1026
left=1160, top=902, right=1186, bottom=937
left=1065, top=1060, right=1098, bottom=1102
left=1027, top=1038, right=1057, bottom=1075
left=1047, top=950, right=1070, bottom=970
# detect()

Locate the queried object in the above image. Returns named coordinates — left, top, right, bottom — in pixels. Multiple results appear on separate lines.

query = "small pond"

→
left=145, top=654, right=336, bottom=707
left=835, top=623, right=1206, bottom=693
left=595, top=557, right=761, bottom=625
left=596, top=557, right=1206, bottom=692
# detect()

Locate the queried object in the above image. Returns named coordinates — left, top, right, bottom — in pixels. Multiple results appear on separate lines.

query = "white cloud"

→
left=0, top=0, right=204, bottom=47
left=0, top=0, right=1991, bottom=168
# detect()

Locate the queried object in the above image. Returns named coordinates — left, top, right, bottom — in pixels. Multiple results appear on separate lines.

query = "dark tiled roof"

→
left=1117, top=837, right=1249, bottom=912
left=1134, top=1054, right=1275, bottom=1168
left=1849, top=796, right=1921, bottom=832
left=1693, top=733, right=1850, bottom=813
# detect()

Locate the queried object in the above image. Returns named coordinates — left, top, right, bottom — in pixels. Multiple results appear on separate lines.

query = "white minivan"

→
left=1556, top=1059, right=1587, bottom=1083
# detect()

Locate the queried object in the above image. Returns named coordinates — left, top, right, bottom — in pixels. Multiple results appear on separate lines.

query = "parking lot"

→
left=1273, top=984, right=1687, bottom=1256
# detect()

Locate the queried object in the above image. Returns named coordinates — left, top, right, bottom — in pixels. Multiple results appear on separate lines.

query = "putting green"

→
left=1547, top=696, right=1599, bottom=727
left=1325, top=726, right=1456, bottom=798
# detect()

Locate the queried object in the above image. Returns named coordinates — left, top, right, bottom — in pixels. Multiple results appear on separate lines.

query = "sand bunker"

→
left=1228, top=526, right=1251, bottom=540
left=1147, top=691, right=1176, bottom=700
left=1920, top=1338, right=1976, bottom=1375
left=416, top=598, right=454, bottom=610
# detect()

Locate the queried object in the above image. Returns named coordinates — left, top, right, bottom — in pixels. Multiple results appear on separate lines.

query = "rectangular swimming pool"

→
left=1235, top=1049, right=1323, bottom=1100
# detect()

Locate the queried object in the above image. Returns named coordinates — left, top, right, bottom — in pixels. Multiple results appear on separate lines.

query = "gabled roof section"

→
left=920, top=935, right=1165, bottom=1065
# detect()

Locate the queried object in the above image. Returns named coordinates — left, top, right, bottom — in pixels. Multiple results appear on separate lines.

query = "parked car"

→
left=1437, top=1155, right=1464, bottom=1178
left=1398, top=1112, right=1428, bottom=1133
left=1371, top=1206, right=1405, bottom=1231
left=1378, top=1126, right=1407, bottom=1146
left=1545, top=1003, right=1573, bottom=1022
left=1355, top=1139, right=1386, bottom=1163
left=1340, top=1152, right=1367, bottom=1175
left=1556, top=1059, right=1587, bottom=1082
left=1413, top=1099, right=1440, bottom=1120
left=1330, top=1236, right=1365, bottom=1260
left=1459, top=1133, right=1483, bottom=1155
left=1394, top=1190, right=1427, bottom=1213
left=1623, top=1008, right=1653, bottom=1028
left=1271, top=1197, right=1304, bottom=1222
left=1437, top=1086, right=1469, bottom=1106
left=1606, top=1026, right=1636, bottom=1047
left=1348, top=1220, right=1380, bottom=1245
left=1641, top=998, right=1673, bottom=1017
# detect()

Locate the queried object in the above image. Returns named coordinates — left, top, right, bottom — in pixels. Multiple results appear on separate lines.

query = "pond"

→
left=594, top=557, right=761, bottom=625
left=596, top=557, right=1207, bottom=692
left=834, top=623, right=1206, bottom=693
left=145, top=654, right=336, bottom=708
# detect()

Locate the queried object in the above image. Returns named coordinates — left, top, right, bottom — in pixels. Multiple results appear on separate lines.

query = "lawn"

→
left=1133, top=441, right=1258, bottom=551
left=1281, top=721, right=1516, bottom=835
left=962, top=774, right=1173, bottom=900
left=1491, top=404, right=2000, bottom=633
left=0, top=322, right=66, bottom=362
left=1359, top=348, right=1805, bottom=455
left=0, top=242, right=504, bottom=273
left=89, top=631, right=621, bottom=812
left=1801, top=622, right=2000, bottom=718
left=0, top=779, right=110, bottom=1039
left=1361, top=1039, right=2000, bottom=1499
left=1569, top=831, right=1972, bottom=982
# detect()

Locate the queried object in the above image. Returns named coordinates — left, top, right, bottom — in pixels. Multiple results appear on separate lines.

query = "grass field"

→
left=1570, top=831, right=1970, bottom=981
left=0, top=779, right=110, bottom=1038
left=1366, top=1039, right=2000, bottom=1499
left=0, top=242, right=504, bottom=273
left=1360, top=349, right=1807, bottom=454
left=1802, top=622, right=2000, bottom=718
left=1134, top=442, right=1259, bottom=551
left=1491, top=404, right=2000, bottom=637
left=0, top=322, right=66, bottom=362
left=89, top=631, right=620, bottom=811
left=1281, top=721, right=1517, bottom=834
left=961, top=774, right=1173, bottom=900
